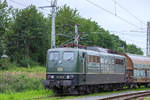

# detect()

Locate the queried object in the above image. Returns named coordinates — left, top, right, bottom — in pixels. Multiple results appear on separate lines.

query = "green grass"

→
left=13, top=66, right=46, bottom=72
left=0, top=89, right=55, bottom=100
left=1, top=87, right=149, bottom=100
left=0, top=66, right=53, bottom=100
left=0, top=66, right=46, bottom=73
left=0, top=66, right=46, bottom=94
left=0, top=66, right=46, bottom=74
left=1, top=67, right=150, bottom=100
left=144, top=97, right=150, bottom=100
left=0, top=73, right=45, bottom=93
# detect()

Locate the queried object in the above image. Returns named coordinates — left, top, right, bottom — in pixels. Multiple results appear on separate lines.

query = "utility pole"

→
left=74, top=24, right=79, bottom=48
left=51, top=0, right=57, bottom=48
left=147, top=22, right=150, bottom=56
left=39, top=0, right=57, bottom=48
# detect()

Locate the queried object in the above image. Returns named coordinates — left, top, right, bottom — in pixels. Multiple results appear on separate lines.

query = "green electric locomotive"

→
left=43, top=47, right=126, bottom=94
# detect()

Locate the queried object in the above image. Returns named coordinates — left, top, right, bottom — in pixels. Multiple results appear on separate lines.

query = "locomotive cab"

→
left=47, top=51, right=77, bottom=73
left=43, top=48, right=85, bottom=91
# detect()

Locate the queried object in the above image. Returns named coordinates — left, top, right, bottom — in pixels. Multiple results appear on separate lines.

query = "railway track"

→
left=33, top=90, right=150, bottom=100
left=99, top=90, right=150, bottom=100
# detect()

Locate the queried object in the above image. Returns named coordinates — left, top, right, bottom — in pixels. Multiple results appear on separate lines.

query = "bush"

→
left=0, top=58, right=10, bottom=70
left=19, top=57, right=39, bottom=68
left=0, top=58, right=18, bottom=70
left=0, top=73, right=44, bottom=93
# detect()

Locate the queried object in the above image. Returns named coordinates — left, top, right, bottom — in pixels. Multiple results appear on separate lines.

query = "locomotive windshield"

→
left=47, top=49, right=78, bottom=73
left=63, top=52, right=74, bottom=60
left=49, top=51, right=60, bottom=60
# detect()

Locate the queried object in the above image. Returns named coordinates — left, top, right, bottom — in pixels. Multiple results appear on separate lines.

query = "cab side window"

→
left=88, top=55, right=100, bottom=63
left=115, top=59, right=124, bottom=65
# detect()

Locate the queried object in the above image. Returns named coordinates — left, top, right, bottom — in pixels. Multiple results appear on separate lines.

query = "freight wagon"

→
left=123, top=54, right=150, bottom=88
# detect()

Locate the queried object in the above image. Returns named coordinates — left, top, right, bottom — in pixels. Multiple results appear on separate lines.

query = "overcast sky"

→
left=7, top=0, right=150, bottom=55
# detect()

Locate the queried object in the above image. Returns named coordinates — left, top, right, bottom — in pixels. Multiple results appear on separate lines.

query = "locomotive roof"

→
left=127, top=54, right=150, bottom=65
left=48, top=47, right=125, bottom=58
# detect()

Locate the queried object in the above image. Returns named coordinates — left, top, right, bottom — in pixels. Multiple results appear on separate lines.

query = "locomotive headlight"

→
left=70, top=75, right=74, bottom=79
left=51, top=75, right=54, bottom=79
left=66, top=75, right=74, bottom=79
left=66, top=75, right=70, bottom=79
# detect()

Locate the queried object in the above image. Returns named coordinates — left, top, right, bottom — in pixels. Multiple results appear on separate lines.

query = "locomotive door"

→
left=82, top=52, right=87, bottom=81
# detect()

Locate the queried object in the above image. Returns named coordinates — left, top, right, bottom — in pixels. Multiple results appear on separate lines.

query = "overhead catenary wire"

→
left=23, top=0, right=27, bottom=7
left=38, top=0, right=52, bottom=13
left=9, top=0, right=26, bottom=7
left=110, top=31, right=146, bottom=35
left=38, top=7, right=50, bottom=15
left=28, top=0, right=32, bottom=6
left=112, top=0, right=145, bottom=26
left=8, top=0, right=50, bottom=15
left=85, top=0, right=143, bottom=30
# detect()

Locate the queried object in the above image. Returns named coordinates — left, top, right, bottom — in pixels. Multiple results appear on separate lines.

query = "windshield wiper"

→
left=67, top=57, right=72, bottom=61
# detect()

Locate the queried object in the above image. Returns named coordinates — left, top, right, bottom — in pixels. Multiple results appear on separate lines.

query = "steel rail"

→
left=99, top=90, right=150, bottom=100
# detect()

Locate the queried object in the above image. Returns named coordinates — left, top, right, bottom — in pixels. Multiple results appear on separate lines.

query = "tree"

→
left=126, top=44, right=143, bottom=55
left=48, top=5, right=143, bottom=55
left=55, top=5, right=80, bottom=45
left=111, top=34, right=127, bottom=52
left=49, top=5, right=111, bottom=47
left=0, top=0, right=11, bottom=56
left=4, top=4, right=143, bottom=67
left=8, top=5, right=50, bottom=65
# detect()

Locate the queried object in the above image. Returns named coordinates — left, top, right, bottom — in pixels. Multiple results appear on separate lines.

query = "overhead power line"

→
left=38, top=7, right=50, bottom=14
left=113, top=0, right=145, bottom=26
left=8, top=0, right=50, bottom=15
left=23, top=0, right=27, bottom=7
left=9, top=0, right=26, bottom=7
left=85, top=0, right=143, bottom=30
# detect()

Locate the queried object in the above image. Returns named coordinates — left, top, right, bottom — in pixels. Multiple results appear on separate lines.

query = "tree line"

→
left=0, top=1, right=143, bottom=67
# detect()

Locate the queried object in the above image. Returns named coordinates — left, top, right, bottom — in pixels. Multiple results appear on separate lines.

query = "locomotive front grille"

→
left=46, top=74, right=74, bottom=80
left=56, top=75, right=65, bottom=79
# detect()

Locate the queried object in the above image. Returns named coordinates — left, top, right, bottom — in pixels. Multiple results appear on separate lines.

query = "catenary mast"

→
left=39, top=0, right=57, bottom=48
left=51, top=0, right=57, bottom=48
left=147, top=22, right=150, bottom=56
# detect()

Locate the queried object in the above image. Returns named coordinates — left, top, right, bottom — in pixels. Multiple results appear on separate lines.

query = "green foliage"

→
left=52, top=5, right=143, bottom=55
left=0, top=89, right=53, bottom=100
left=7, top=5, right=50, bottom=65
left=52, top=5, right=113, bottom=48
left=0, top=73, right=44, bottom=93
left=6, top=66, right=46, bottom=73
left=0, top=58, right=10, bottom=70
left=0, top=0, right=12, bottom=55
left=126, top=44, right=143, bottom=55
left=111, top=34, right=127, bottom=51
left=0, top=3, right=144, bottom=67
left=19, top=56, right=39, bottom=67
left=96, top=32, right=114, bottom=49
